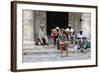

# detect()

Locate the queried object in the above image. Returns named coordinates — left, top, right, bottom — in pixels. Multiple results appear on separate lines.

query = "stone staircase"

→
left=22, top=44, right=91, bottom=63
left=23, top=44, right=90, bottom=55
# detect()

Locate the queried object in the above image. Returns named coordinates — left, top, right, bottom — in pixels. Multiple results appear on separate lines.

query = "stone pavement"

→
left=22, top=45, right=91, bottom=63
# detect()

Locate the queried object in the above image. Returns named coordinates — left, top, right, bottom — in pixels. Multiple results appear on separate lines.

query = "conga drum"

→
left=59, top=41, right=69, bottom=57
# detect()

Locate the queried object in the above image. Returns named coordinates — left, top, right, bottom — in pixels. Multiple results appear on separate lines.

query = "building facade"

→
left=22, top=10, right=91, bottom=49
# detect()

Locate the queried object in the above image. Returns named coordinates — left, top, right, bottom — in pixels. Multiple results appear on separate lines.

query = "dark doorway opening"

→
left=46, top=11, right=69, bottom=35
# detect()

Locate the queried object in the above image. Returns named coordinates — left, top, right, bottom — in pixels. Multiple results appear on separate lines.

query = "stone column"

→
left=34, top=11, right=41, bottom=41
left=22, top=10, right=35, bottom=49
left=40, top=11, right=47, bottom=34
left=34, top=11, right=47, bottom=41
left=81, top=13, right=91, bottom=40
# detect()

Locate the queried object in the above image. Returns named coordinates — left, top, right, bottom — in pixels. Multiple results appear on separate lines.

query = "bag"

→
left=86, top=42, right=91, bottom=48
left=84, top=41, right=91, bottom=49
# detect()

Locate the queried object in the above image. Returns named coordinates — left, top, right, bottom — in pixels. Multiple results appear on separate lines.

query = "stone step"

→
left=22, top=49, right=91, bottom=63
left=23, top=48, right=90, bottom=56
left=23, top=44, right=74, bottom=49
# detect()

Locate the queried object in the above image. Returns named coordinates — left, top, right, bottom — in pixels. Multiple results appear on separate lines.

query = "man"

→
left=38, top=24, right=48, bottom=45
left=71, top=31, right=77, bottom=44
left=51, top=26, right=60, bottom=46
left=55, top=26, right=60, bottom=45
left=76, top=31, right=87, bottom=52
left=65, top=24, right=74, bottom=41
left=51, top=29, right=58, bottom=45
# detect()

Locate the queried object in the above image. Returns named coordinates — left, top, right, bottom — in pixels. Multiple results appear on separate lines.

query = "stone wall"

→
left=81, top=13, right=91, bottom=40
left=68, top=13, right=81, bottom=32
left=69, top=13, right=91, bottom=40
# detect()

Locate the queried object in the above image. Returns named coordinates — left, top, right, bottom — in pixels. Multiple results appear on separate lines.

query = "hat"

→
left=61, top=28, right=64, bottom=31
left=68, top=24, right=71, bottom=26
left=52, top=29, right=56, bottom=32
left=56, top=26, right=60, bottom=29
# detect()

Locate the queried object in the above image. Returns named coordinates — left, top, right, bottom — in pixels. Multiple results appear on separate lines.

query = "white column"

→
left=23, top=10, right=35, bottom=49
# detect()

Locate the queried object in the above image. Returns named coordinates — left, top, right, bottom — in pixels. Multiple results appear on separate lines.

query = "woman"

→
left=57, top=29, right=69, bottom=57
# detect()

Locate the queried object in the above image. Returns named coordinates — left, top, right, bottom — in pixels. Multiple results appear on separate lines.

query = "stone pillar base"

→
left=23, top=41, right=35, bottom=49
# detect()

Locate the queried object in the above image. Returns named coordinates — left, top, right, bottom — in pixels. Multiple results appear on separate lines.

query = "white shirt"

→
left=39, top=29, right=46, bottom=38
left=65, top=28, right=74, bottom=33
left=77, top=33, right=86, bottom=38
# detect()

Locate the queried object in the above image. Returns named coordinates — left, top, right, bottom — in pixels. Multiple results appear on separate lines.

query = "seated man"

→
left=38, top=24, right=49, bottom=46
left=76, top=31, right=87, bottom=52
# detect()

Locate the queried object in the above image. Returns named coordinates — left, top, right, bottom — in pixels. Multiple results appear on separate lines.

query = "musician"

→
left=71, top=32, right=77, bottom=44
left=51, top=29, right=57, bottom=45
left=76, top=31, right=87, bottom=49
left=51, top=27, right=60, bottom=45
left=65, top=24, right=74, bottom=41
left=57, top=28, right=68, bottom=56
left=57, top=28, right=64, bottom=50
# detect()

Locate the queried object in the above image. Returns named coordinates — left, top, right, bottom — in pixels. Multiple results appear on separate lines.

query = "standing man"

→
left=65, top=24, right=74, bottom=41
